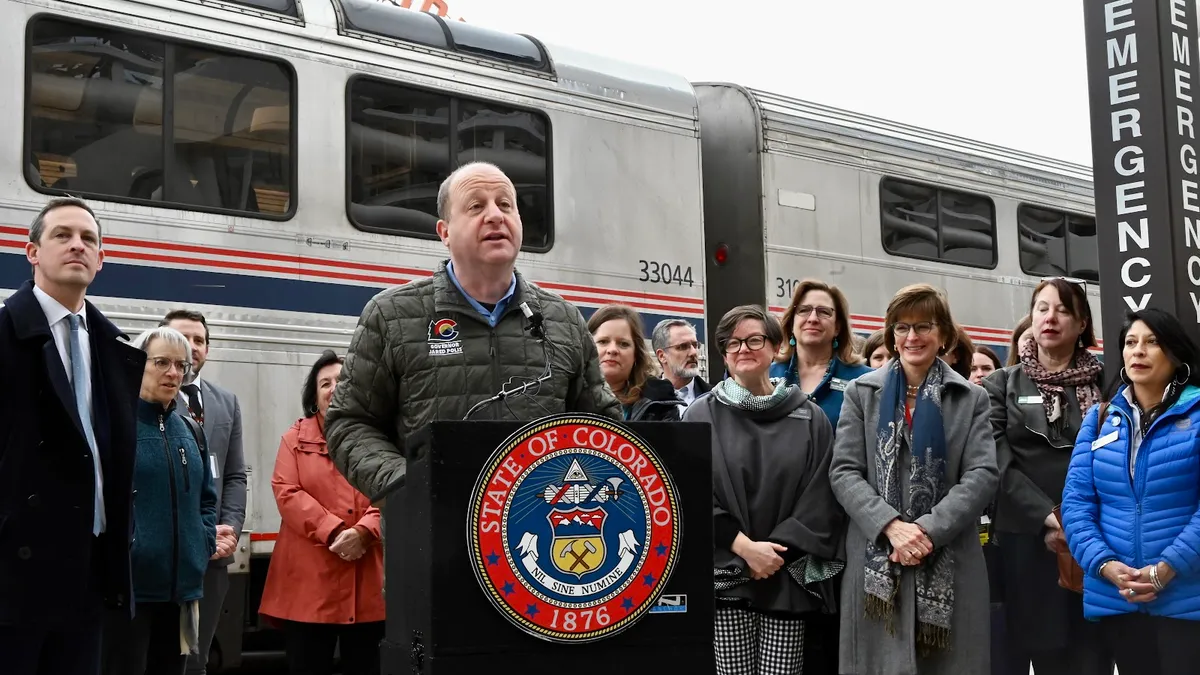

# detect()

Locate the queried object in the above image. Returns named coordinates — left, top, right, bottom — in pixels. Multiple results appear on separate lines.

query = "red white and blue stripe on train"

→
left=0, top=225, right=1092, bottom=364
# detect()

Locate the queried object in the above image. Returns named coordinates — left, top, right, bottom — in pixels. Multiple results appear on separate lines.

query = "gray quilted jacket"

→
left=326, top=261, right=622, bottom=500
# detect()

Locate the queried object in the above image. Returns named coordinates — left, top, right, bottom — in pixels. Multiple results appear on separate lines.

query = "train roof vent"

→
left=335, top=0, right=550, bottom=73
left=215, top=0, right=301, bottom=18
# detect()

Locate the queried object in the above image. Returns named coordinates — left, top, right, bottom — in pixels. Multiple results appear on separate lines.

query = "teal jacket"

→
left=769, top=355, right=872, bottom=432
left=131, top=399, right=217, bottom=604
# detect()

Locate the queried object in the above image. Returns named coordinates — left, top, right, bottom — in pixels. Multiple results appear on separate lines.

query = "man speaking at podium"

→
left=326, top=162, right=622, bottom=501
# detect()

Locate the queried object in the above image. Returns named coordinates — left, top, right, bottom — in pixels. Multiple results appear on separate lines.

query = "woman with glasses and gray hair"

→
left=684, top=305, right=844, bottom=675
left=981, top=277, right=1113, bottom=675
left=829, top=283, right=998, bottom=674
left=103, top=326, right=216, bottom=675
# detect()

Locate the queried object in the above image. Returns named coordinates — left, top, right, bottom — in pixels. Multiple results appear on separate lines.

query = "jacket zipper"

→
left=178, top=445, right=190, bottom=493
left=1107, top=403, right=1185, bottom=568
left=159, top=414, right=181, bottom=602
left=1023, top=424, right=1074, bottom=449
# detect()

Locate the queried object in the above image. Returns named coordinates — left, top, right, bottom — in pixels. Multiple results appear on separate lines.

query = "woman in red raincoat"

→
left=259, top=350, right=385, bottom=675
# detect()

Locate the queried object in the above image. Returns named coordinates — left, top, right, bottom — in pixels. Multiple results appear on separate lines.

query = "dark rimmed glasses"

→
left=723, top=335, right=769, bottom=353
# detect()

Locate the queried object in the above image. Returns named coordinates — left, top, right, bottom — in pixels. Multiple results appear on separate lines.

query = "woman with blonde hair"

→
left=587, top=304, right=680, bottom=421
left=830, top=283, right=998, bottom=674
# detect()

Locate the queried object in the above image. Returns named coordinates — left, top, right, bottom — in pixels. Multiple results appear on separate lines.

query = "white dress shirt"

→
left=32, top=285, right=104, bottom=534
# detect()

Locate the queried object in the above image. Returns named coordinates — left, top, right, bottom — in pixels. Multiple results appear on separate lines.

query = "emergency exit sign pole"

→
left=1084, top=0, right=1200, bottom=364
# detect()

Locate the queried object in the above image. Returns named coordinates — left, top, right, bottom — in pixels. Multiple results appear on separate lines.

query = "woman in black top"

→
left=982, top=278, right=1113, bottom=675
left=587, top=304, right=680, bottom=421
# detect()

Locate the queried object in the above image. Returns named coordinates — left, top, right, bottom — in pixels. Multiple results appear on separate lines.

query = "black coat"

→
left=627, top=377, right=683, bottom=421
left=0, top=281, right=146, bottom=625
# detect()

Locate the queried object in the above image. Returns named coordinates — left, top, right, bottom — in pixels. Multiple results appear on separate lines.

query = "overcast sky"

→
left=441, top=0, right=1094, bottom=166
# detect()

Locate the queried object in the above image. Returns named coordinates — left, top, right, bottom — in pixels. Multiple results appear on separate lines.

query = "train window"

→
left=26, top=18, right=295, bottom=218
left=221, top=0, right=301, bottom=17
left=1018, top=204, right=1099, bottom=284
left=347, top=77, right=552, bottom=251
left=880, top=178, right=996, bottom=268
left=443, top=21, right=545, bottom=69
left=335, top=0, right=549, bottom=72
left=339, top=0, right=448, bottom=50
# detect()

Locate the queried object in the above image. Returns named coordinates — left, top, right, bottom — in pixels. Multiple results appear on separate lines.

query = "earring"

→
left=833, top=338, right=839, bottom=350
left=789, top=337, right=796, bottom=346
left=1078, top=337, right=1084, bottom=349
left=1175, top=364, right=1192, bottom=385
left=1120, top=367, right=1131, bottom=385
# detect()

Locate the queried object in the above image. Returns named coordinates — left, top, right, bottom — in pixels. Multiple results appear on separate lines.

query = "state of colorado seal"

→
left=467, top=414, right=681, bottom=643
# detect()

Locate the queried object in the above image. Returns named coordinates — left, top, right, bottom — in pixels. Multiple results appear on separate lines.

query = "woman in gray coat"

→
left=686, top=304, right=845, bottom=675
left=830, top=283, right=999, bottom=675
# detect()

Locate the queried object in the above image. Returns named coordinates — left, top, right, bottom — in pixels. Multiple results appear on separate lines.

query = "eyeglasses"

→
left=1041, top=276, right=1089, bottom=292
left=723, top=335, right=769, bottom=353
left=149, top=356, right=191, bottom=376
left=796, top=305, right=835, bottom=320
left=893, top=322, right=938, bottom=337
left=668, top=340, right=700, bottom=353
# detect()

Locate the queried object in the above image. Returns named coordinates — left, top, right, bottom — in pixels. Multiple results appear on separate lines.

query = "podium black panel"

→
left=382, top=420, right=714, bottom=674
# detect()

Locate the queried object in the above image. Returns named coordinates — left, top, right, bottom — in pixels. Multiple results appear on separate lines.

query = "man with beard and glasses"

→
left=652, top=319, right=711, bottom=410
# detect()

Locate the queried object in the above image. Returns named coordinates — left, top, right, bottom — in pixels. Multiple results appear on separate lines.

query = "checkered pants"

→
left=714, top=606, right=806, bottom=675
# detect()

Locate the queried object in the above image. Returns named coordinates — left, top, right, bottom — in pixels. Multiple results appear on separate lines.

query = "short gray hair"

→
left=651, top=319, right=695, bottom=353
left=715, top=305, right=783, bottom=352
left=29, top=196, right=102, bottom=245
left=436, top=161, right=507, bottom=221
left=131, top=326, right=192, bottom=366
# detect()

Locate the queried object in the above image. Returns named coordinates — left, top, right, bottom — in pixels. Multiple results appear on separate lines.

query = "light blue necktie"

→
left=69, top=314, right=103, bottom=536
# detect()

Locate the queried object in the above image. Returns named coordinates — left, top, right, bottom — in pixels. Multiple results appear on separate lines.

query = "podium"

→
left=379, top=418, right=715, bottom=674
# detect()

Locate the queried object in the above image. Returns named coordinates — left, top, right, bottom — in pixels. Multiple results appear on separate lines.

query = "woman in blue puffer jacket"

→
left=1062, top=308, right=1200, bottom=675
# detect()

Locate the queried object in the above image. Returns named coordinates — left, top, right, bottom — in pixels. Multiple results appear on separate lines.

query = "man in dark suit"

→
left=0, top=197, right=146, bottom=675
left=162, top=309, right=246, bottom=675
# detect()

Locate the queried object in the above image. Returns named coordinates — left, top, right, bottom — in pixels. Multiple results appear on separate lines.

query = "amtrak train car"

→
left=696, top=83, right=1103, bottom=371
left=0, top=0, right=704, bottom=667
left=1, top=0, right=1102, bottom=669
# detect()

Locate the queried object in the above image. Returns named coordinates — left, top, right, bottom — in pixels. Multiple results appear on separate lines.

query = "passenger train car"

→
left=0, top=0, right=1098, bottom=668
left=696, top=84, right=1102, bottom=373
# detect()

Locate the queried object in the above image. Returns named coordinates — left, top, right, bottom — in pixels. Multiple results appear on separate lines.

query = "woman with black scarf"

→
left=684, top=305, right=844, bottom=675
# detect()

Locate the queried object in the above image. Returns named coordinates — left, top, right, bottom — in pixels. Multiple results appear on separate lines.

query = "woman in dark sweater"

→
left=982, top=278, right=1112, bottom=675
left=588, top=304, right=681, bottom=421
left=684, top=304, right=844, bottom=675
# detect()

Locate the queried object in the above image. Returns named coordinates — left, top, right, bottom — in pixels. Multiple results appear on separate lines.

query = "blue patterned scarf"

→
left=864, top=359, right=954, bottom=653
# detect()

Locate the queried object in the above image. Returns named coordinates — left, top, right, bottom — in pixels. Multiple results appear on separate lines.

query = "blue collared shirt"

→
left=446, top=261, right=517, bottom=327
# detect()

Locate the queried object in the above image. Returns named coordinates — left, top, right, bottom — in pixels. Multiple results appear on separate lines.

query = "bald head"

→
left=435, top=161, right=523, bottom=274
left=437, top=162, right=512, bottom=221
